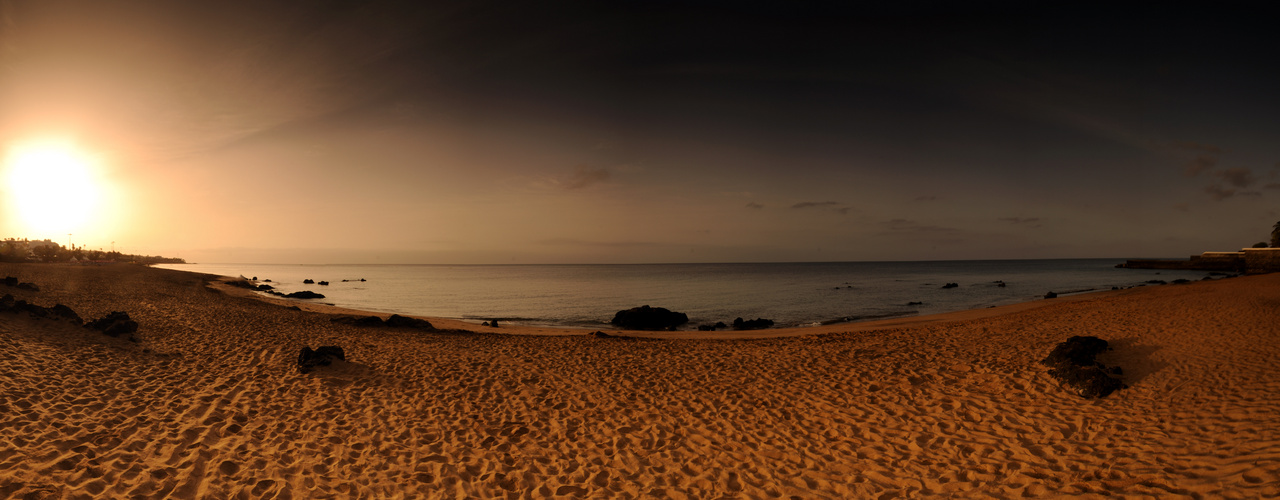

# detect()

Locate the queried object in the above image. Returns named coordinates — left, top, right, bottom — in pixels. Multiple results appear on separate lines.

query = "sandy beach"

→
left=2, top=263, right=1278, bottom=499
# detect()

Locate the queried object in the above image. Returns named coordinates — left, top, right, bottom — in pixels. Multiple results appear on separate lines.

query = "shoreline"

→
left=3, top=262, right=1279, bottom=497
left=206, top=269, right=1181, bottom=340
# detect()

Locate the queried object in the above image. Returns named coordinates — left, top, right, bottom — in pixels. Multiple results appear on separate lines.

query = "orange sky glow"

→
left=1, top=2, right=1277, bottom=263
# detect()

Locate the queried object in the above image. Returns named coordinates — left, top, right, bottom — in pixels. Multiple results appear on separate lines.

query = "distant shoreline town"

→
left=0, top=238, right=185, bottom=265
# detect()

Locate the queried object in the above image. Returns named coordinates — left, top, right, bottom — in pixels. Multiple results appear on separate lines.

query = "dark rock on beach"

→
left=297, top=346, right=345, bottom=373
left=732, top=317, right=775, bottom=330
left=16, top=282, right=39, bottom=291
left=286, top=291, right=325, bottom=299
left=385, top=314, right=434, bottom=330
left=1040, top=336, right=1126, bottom=398
left=2, top=276, right=16, bottom=287
left=1044, top=291, right=1058, bottom=299
left=941, top=283, right=958, bottom=289
left=610, top=305, right=689, bottom=331
left=86, top=311, right=139, bottom=339
left=588, top=331, right=614, bottom=338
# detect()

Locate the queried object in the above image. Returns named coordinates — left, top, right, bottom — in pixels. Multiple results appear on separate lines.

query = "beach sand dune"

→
left=1, top=263, right=1278, bottom=498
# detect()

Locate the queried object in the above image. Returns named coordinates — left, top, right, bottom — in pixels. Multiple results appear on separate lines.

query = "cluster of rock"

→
left=609, top=306, right=778, bottom=332
left=732, top=317, right=774, bottom=330
left=297, top=346, right=345, bottom=373
left=2, top=276, right=40, bottom=291
left=1, top=294, right=139, bottom=341
left=225, top=279, right=274, bottom=292
left=610, top=305, right=689, bottom=331
left=941, top=283, right=959, bottom=289
left=1040, top=336, right=1126, bottom=398
left=331, top=314, right=434, bottom=330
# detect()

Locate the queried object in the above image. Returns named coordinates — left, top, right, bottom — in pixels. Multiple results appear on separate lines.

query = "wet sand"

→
left=2, top=262, right=1278, bottom=498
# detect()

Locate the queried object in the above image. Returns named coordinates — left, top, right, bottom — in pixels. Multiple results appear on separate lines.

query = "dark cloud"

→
left=556, top=166, right=610, bottom=190
left=1184, top=155, right=1217, bottom=177
left=790, top=201, right=851, bottom=215
left=1173, top=141, right=1223, bottom=154
left=1215, top=167, right=1256, bottom=188
left=1205, top=185, right=1236, bottom=201
left=745, top=202, right=764, bottom=209
left=999, top=217, right=1042, bottom=227
left=791, top=201, right=840, bottom=209
left=878, top=219, right=956, bottom=232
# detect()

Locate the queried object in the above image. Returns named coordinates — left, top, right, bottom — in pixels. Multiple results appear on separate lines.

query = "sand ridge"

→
left=1, top=263, right=1279, bottom=498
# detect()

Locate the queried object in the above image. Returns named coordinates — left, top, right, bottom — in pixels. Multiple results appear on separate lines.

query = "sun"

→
left=4, top=141, right=103, bottom=237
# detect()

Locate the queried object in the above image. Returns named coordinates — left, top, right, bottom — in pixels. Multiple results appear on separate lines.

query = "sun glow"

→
left=4, top=141, right=105, bottom=237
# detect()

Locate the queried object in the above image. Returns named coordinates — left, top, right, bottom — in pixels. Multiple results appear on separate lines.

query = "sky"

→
left=1, top=1, right=1278, bottom=264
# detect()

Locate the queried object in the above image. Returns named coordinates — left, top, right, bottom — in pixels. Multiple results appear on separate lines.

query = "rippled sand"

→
left=2, top=263, right=1278, bottom=498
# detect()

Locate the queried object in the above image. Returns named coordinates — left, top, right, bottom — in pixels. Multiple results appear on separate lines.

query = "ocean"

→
left=156, top=259, right=1213, bottom=330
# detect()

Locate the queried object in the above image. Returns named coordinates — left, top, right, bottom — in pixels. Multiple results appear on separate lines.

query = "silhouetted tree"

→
left=1273, top=221, right=1280, bottom=248
left=1253, top=242, right=1269, bottom=248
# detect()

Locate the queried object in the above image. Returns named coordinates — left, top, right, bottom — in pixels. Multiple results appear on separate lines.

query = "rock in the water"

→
left=318, top=281, right=329, bottom=286
left=385, top=314, right=433, bottom=330
left=1044, top=291, right=1058, bottom=299
left=297, top=346, right=345, bottom=373
left=489, top=319, right=500, bottom=328
left=48, top=304, right=82, bottom=324
left=286, top=291, right=325, bottom=299
left=732, top=317, right=775, bottom=330
left=610, top=305, right=689, bottom=331
left=697, top=324, right=717, bottom=331
left=1040, top=336, right=1126, bottom=398
left=87, top=311, right=139, bottom=339
left=907, top=301, right=924, bottom=306
left=303, top=279, right=315, bottom=284
left=941, top=283, right=959, bottom=289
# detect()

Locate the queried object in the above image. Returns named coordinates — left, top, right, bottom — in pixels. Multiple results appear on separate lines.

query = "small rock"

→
left=303, top=279, right=315, bottom=284
left=1044, top=291, right=1058, bottom=299
left=297, top=346, right=345, bottom=373
left=385, top=314, right=433, bottom=330
left=86, top=312, right=139, bottom=339
left=732, top=317, right=774, bottom=330
left=941, top=283, right=959, bottom=289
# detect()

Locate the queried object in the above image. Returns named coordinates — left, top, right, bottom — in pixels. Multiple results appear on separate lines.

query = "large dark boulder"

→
left=286, top=291, right=325, bottom=299
left=385, top=314, right=434, bottom=330
left=610, top=305, right=689, bottom=331
left=1040, top=336, right=1126, bottom=398
left=732, top=317, right=775, bottom=330
left=303, top=279, right=315, bottom=284
left=3, top=277, right=17, bottom=286
left=87, top=312, right=139, bottom=339
left=297, top=346, right=345, bottom=373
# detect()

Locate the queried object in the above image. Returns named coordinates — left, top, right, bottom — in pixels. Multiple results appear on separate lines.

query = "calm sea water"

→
left=157, top=260, right=1211, bottom=330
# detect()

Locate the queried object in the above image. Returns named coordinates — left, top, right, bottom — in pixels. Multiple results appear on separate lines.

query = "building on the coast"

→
left=1120, top=248, right=1280, bottom=274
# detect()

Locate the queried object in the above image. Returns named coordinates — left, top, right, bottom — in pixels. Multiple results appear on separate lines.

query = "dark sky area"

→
left=1, top=1, right=1278, bottom=263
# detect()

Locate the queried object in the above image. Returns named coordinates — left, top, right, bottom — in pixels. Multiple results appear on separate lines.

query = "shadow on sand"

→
left=1099, top=337, right=1169, bottom=387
